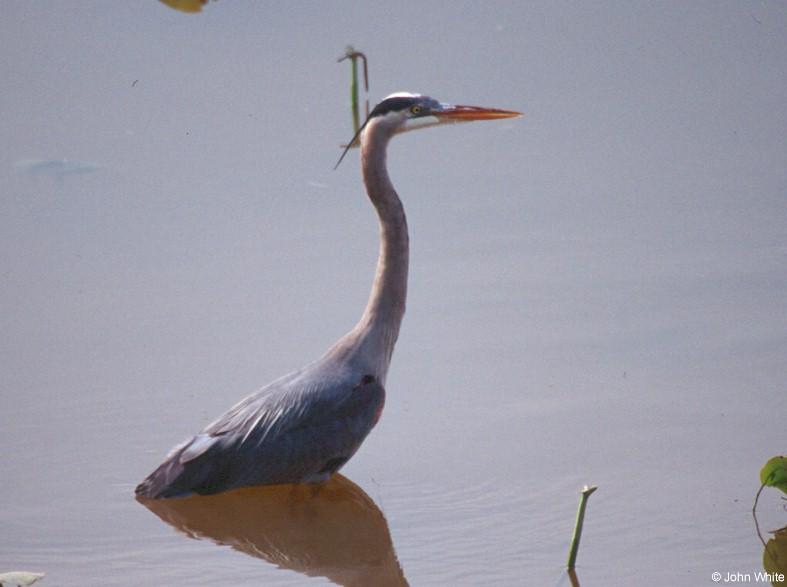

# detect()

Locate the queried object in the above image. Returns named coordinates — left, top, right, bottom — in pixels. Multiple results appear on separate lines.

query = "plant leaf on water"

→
left=762, top=530, right=787, bottom=581
left=760, top=456, right=787, bottom=496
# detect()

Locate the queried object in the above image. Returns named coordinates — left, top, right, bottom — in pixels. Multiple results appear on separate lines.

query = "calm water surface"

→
left=2, top=2, right=786, bottom=585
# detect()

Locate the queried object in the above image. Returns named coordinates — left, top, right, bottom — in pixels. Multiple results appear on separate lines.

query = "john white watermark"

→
left=711, top=570, right=785, bottom=583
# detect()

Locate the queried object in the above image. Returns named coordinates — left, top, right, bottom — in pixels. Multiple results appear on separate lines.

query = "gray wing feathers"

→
left=135, top=367, right=385, bottom=498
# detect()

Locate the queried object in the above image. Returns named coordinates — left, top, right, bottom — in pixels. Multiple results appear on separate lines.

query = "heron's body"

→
left=136, top=93, right=519, bottom=498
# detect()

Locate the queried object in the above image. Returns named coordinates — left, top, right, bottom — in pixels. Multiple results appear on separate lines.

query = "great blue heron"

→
left=136, top=93, right=520, bottom=498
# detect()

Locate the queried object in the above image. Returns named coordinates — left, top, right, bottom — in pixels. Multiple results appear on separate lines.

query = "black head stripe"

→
left=334, top=94, right=436, bottom=169
left=370, top=96, right=420, bottom=118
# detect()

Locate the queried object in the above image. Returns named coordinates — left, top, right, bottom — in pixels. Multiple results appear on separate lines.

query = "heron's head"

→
left=335, top=92, right=520, bottom=168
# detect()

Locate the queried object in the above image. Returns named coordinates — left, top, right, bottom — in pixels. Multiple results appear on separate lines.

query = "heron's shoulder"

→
left=202, top=361, right=375, bottom=438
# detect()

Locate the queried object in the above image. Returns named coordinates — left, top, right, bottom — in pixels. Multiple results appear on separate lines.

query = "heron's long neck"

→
left=328, top=122, right=409, bottom=382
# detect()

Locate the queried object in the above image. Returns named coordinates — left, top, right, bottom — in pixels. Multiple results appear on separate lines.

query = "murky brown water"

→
left=2, top=3, right=786, bottom=586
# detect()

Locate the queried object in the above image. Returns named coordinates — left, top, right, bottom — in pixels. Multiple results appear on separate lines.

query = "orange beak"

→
left=433, top=104, right=522, bottom=121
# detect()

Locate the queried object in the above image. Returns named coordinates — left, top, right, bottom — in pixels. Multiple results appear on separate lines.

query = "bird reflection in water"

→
left=136, top=474, right=408, bottom=586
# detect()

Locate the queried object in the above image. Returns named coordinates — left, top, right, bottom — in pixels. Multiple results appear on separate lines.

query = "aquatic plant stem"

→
left=350, top=55, right=360, bottom=134
left=337, top=47, right=369, bottom=146
left=567, top=485, right=597, bottom=570
left=752, top=482, right=768, bottom=548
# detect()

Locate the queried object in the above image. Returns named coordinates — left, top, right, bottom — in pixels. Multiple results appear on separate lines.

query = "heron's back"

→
left=135, top=363, right=385, bottom=498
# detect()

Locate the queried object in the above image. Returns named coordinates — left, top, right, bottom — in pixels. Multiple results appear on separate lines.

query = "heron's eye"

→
left=410, top=105, right=423, bottom=115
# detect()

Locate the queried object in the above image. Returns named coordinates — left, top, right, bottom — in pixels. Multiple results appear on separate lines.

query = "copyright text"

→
left=711, top=571, right=785, bottom=583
